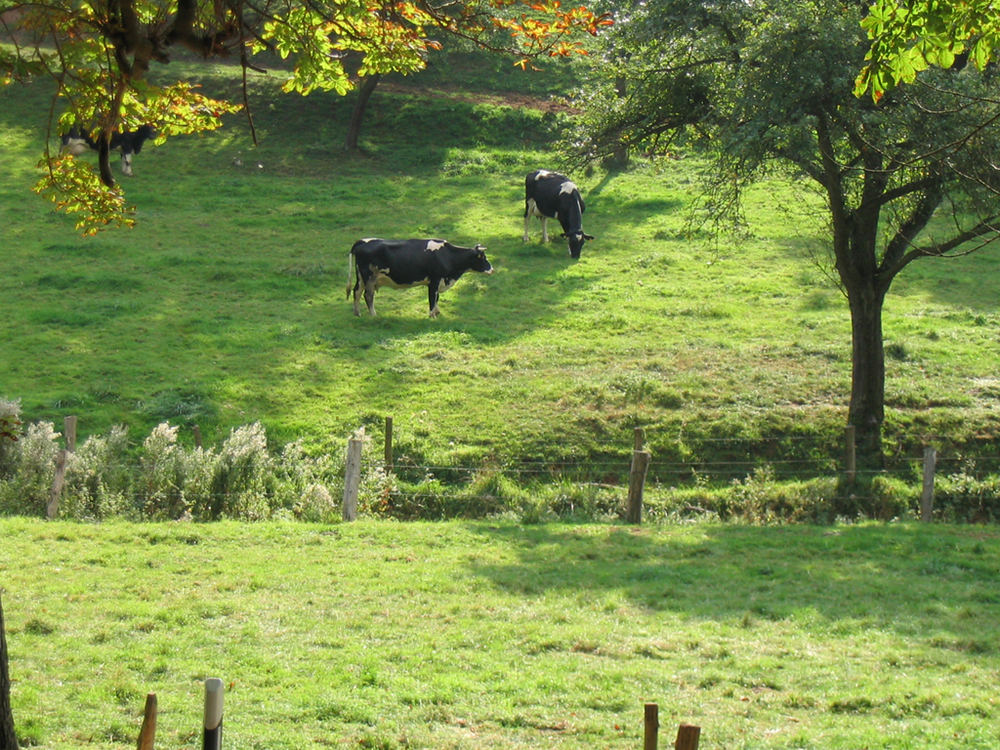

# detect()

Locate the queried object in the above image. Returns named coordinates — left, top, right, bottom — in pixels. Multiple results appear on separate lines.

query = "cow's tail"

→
left=346, top=246, right=357, bottom=299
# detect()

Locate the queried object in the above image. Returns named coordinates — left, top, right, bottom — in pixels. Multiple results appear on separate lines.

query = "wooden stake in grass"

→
left=47, top=415, right=78, bottom=519
left=921, top=446, right=936, bottom=522
left=674, top=723, right=700, bottom=750
left=136, top=693, right=156, bottom=750
left=627, top=448, right=652, bottom=524
left=643, top=703, right=658, bottom=750
left=0, top=594, right=18, bottom=750
left=384, top=416, right=393, bottom=473
left=343, top=431, right=363, bottom=521
left=203, top=678, right=223, bottom=750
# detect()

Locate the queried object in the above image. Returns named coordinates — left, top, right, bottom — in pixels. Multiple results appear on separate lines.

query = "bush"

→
left=0, top=421, right=59, bottom=516
left=0, top=398, right=21, bottom=478
left=211, top=423, right=273, bottom=520
left=139, top=423, right=188, bottom=519
left=728, top=466, right=839, bottom=524
left=62, top=425, right=132, bottom=520
left=935, top=463, right=1000, bottom=522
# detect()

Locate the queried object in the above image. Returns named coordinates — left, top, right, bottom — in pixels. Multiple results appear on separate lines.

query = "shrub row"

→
left=2, top=399, right=999, bottom=523
left=0, top=399, right=341, bottom=522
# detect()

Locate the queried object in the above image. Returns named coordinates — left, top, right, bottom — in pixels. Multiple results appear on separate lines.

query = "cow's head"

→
left=562, top=232, right=594, bottom=259
left=472, top=244, right=494, bottom=274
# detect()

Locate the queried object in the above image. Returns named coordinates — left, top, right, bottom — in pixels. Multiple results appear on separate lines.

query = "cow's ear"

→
left=475, top=244, right=487, bottom=251
left=559, top=232, right=569, bottom=238
left=583, top=234, right=594, bottom=240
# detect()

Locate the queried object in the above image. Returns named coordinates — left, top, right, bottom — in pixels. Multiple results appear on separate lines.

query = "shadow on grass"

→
left=464, top=522, right=1000, bottom=643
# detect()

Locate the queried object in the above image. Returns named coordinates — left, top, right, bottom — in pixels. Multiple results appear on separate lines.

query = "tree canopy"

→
left=0, top=0, right=609, bottom=233
left=856, top=0, right=1000, bottom=100
left=575, top=0, right=1000, bottom=464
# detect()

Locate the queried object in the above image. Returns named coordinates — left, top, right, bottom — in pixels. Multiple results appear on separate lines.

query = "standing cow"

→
left=347, top=238, right=494, bottom=318
left=60, top=124, right=156, bottom=176
left=523, top=169, right=594, bottom=259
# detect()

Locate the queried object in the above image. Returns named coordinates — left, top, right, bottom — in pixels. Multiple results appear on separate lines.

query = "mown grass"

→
left=2, top=518, right=999, bottom=749
left=2, top=50, right=1000, bottom=478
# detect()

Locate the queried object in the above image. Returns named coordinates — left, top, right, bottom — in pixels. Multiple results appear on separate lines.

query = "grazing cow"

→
left=60, top=124, right=156, bottom=176
left=523, top=169, right=594, bottom=259
left=347, top=238, right=494, bottom=318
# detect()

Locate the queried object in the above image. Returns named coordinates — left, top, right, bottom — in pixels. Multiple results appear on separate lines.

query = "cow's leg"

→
left=523, top=199, right=535, bottom=243
left=540, top=216, right=549, bottom=243
left=352, top=278, right=362, bottom=316
left=364, top=279, right=377, bottom=316
left=121, top=151, right=134, bottom=176
left=428, top=282, right=440, bottom=318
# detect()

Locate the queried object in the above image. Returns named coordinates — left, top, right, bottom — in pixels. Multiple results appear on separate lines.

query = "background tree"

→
left=0, top=0, right=609, bottom=232
left=857, top=0, right=1000, bottom=100
left=574, top=0, right=1000, bottom=467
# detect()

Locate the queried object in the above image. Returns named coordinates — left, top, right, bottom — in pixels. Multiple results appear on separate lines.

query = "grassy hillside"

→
left=3, top=52, right=1000, bottom=481
left=3, top=518, right=999, bottom=749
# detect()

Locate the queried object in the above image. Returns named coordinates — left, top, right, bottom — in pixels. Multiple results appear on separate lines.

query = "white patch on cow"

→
left=533, top=169, right=554, bottom=181
left=559, top=180, right=578, bottom=195
left=360, top=237, right=379, bottom=244
left=426, top=240, right=445, bottom=252
left=121, top=152, right=134, bottom=176
left=62, top=137, right=90, bottom=156
left=525, top=198, right=544, bottom=219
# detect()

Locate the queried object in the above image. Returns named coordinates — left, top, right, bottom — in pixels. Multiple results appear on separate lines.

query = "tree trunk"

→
left=0, top=595, right=18, bottom=750
left=345, top=74, right=381, bottom=152
left=846, top=280, right=886, bottom=469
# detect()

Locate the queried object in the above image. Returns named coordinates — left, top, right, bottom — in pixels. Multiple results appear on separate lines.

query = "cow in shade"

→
left=523, top=169, right=593, bottom=259
left=60, top=124, right=156, bottom=176
left=347, top=238, right=494, bottom=318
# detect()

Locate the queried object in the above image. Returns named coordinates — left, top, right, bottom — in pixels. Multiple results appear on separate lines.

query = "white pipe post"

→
left=203, top=677, right=223, bottom=750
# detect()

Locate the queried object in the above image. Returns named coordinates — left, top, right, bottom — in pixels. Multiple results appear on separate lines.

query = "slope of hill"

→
left=2, top=51, right=1000, bottom=487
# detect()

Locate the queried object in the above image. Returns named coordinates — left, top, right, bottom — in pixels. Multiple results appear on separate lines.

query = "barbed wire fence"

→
left=7, top=415, right=1000, bottom=522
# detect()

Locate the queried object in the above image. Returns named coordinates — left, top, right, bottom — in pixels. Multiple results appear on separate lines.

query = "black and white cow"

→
left=523, top=169, right=594, bottom=259
left=347, top=238, right=494, bottom=318
left=60, top=124, right=156, bottom=177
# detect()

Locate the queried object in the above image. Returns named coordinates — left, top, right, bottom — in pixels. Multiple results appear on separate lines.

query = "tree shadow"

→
left=462, top=522, right=1000, bottom=644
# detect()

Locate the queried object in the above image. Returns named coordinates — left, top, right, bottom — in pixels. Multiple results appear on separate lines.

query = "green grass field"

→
left=3, top=51, right=1000, bottom=479
left=3, top=50, right=1000, bottom=750
left=2, top=518, right=999, bottom=749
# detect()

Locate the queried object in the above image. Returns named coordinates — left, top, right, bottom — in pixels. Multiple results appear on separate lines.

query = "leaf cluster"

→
left=857, top=0, right=1000, bottom=100
left=574, top=0, right=1000, bottom=255
left=0, top=0, right=610, bottom=231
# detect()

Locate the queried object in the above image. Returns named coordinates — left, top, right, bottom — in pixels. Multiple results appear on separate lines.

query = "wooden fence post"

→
left=643, top=703, right=658, bottom=750
left=921, top=446, right=936, bottom=522
left=192, top=424, right=203, bottom=450
left=203, top=678, right=223, bottom=750
left=343, top=430, right=364, bottom=521
left=47, top=415, right=78, bottom=519
left=384, top=416, right=393, bottom=473
left=627, top=428, right=652, bottom=524
left=845, top=424, right=856, bottom=485
left=64, top=416, right=77, bottom=452
left=0, top=594, right=18, bottom=750
left=674, top=724, right=701, bottom=750
left=136, top=693, right=157, bottom=750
